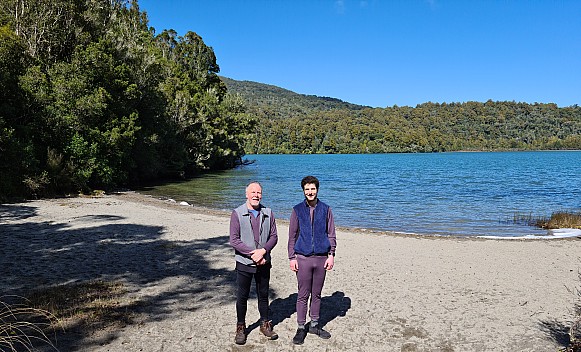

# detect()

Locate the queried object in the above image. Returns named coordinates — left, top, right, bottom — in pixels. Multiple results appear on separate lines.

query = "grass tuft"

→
left=1, top=280, right=138, bottom=351
left=536, top=211, right=581, bottom=230
left=26, top=280, right=136, bottom=331
left=511, top=211, right=581, bottom=230
left=0, top=296, right=59, bottom=351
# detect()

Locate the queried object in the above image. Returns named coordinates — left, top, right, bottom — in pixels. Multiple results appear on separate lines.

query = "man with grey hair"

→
left=229, top=181, right=279, bottom=345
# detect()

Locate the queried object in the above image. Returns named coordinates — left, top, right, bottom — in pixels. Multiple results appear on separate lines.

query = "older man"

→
left=229, top=181, right=279, bottom=345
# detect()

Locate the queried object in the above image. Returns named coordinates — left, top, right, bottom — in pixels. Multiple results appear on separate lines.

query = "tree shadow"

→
left=0, top=203, right=38, bottom=221
left=538, top=318, right=571, bottom=348
left=0, top=202, right=238, bottom=351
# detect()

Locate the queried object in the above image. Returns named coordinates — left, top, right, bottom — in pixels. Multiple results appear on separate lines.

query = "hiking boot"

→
left=308, top=322, right=331, bottom=339
left=292, top=327, right=308, bottom=345
left=235, top=323, right=246, bottom=345
left=259, top=320, right=279, bottom=340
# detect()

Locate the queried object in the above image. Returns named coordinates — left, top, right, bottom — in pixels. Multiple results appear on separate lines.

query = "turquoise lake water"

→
left=139, top=151, right=581, bottom=238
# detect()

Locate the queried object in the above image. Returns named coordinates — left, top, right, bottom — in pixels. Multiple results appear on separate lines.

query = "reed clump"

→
left=1, top=280, right=136, bottom=351
left=536, top=211, right=581, bottom=230
left=511, top=211, right=581, bottom=229
left=0, top=297, right=59, bottom=351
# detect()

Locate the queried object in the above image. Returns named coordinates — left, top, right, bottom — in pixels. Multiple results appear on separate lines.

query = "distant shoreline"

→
left=243, top=149, right=581, bottom=156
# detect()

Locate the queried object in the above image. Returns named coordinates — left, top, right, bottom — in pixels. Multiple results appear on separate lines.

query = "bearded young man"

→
left=288, top=175, right=337, bottom=345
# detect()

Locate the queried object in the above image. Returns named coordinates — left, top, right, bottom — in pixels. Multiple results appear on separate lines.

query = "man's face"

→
left=303, top=183, right=318, bottom=203
left=246, top=183, right=262, bottom=209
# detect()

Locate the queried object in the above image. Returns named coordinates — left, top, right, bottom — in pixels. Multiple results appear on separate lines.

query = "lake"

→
left=138, top=151, right=581, bottom=238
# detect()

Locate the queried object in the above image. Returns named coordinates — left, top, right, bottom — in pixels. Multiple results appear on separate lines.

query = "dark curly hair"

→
left=301, top=175, right=319, bottom=190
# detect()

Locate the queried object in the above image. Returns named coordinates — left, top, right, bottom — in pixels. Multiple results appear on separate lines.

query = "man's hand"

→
left=324, top=255, right=334, bottom=271
left=250, top=248, right=267, bottom=263
left=289, top=259, right=299, bottom=272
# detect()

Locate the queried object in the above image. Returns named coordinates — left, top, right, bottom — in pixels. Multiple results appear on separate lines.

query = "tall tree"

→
left=0, top=0, right=254, bottom=200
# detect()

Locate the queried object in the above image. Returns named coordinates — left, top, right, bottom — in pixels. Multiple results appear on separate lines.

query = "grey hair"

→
left=246, top=181, right=262, bottom=191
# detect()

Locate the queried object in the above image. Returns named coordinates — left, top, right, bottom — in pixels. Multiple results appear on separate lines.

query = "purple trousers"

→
left=295, top=254, right=328, bottom=325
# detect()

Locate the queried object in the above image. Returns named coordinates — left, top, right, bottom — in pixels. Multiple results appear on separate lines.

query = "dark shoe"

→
left=292, top=327, right=307, bottom=345
left=308, top=323, right=331, bottom=339
left=259, top=320, right=278, bottom=340
left=235, top=323, right=246, bottom=345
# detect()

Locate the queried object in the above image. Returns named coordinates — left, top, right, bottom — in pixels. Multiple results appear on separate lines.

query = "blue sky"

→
left=138, top=0, right=580, bottom=108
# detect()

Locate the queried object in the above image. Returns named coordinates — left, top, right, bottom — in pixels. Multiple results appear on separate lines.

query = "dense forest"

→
left=0, top=0, right=254, bottom=201
left=221, top=78, right=581, bottom=154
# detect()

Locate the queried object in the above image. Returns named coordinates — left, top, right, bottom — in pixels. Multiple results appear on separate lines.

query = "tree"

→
left=0, top=0, right=254, bottom=199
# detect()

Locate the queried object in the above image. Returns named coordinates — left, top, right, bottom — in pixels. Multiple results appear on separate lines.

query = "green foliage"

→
left=0, top=0, right=253, bottom=200
left=0, top=24, right=29, bottom=200
left=220, top=76, right=367, bottom=117
left=222, top=79, right=581, bottom=154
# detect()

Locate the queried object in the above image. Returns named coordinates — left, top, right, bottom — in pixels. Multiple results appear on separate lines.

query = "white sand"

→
left=2, top=192, right=580, bottom=351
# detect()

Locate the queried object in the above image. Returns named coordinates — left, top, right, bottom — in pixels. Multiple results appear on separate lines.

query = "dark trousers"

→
left=236, top=266, right=270, bottom=324
left=295, top=254, right=327, bottom=325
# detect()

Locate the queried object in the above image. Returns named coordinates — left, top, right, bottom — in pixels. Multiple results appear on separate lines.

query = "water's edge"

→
left=136, top=191, right=581, bottom=240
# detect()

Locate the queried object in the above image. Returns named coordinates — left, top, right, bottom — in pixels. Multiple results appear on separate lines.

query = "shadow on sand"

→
left=0, top=202, right=238, bottom=351
left=247, top=290, right=351, bottom=334
left=539, top=318, right=571, bottom=348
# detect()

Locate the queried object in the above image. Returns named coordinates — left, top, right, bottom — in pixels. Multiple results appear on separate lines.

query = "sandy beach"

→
left=2, top=191, right=580, bottom=351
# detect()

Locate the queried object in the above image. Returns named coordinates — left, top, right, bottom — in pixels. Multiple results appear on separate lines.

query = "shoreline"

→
left=136, top=191, right=581, bottom=241
left=2, top=191, right=581, bottom=351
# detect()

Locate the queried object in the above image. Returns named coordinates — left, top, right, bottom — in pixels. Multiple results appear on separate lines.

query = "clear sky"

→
left=138, top=0, right=580, bottom=108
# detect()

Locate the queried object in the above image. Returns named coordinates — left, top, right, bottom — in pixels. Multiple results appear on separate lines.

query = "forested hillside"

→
left=220, top=76, right=367, bottom=117
left=0, top=0, right=253, bottom=200
left=222, top=78, right=581, bottom=154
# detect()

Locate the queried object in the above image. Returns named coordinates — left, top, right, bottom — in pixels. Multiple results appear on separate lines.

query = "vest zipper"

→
left=311, top=206, right=315, bottom=254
